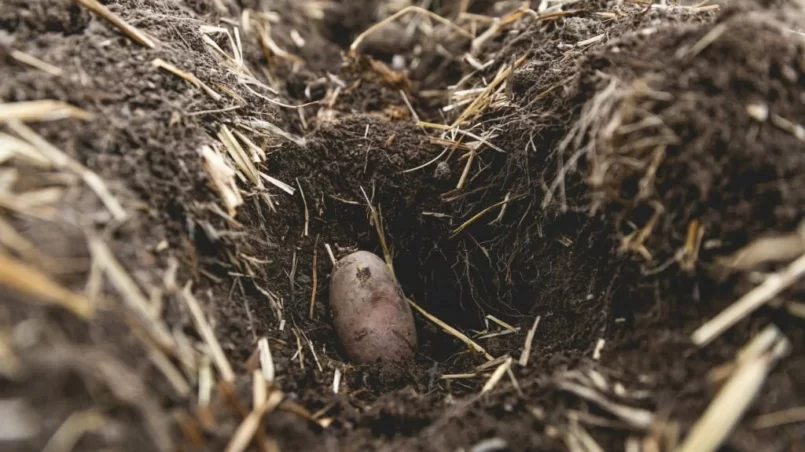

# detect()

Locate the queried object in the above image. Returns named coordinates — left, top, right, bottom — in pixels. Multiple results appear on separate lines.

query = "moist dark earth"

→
left=1, top=0, right=805, bottom=451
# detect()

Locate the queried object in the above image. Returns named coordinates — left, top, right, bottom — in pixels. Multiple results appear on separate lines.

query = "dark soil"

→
left=1, top=0, right=804, bottom=451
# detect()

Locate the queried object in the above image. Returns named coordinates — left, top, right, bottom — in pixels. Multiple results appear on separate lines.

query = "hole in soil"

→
left=263, top=116, right=613, bottom=370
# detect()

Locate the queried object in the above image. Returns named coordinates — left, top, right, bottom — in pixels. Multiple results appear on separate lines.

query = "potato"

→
left=329, top=251, right=417, bottom=365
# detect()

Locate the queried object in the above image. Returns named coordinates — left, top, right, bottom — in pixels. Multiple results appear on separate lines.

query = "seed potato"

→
left=329, top=251, right=417, bottom=365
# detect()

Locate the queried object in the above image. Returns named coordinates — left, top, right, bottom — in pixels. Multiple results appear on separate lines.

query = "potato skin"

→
left=329, top=251, right=417, bottom=365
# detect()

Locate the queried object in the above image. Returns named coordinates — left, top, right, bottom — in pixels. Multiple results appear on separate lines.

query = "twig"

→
left=75, top=0, right=156, bottom=48
left=518, top=316, right=541, bottom=366
left=256, top=23, right=304, bottom=67
left=691, top=252, right=805, bottom=347
left=181, top=282, right=236, bottom=382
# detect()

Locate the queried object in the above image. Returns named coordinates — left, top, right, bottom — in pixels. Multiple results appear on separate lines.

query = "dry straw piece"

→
left=349, top=6, right=473, bottom=56
left=0, top=253, right=94, bottom=318
left=692, top=251, right=805, bottom=346
left=10, top=50, right=64, bottom=77
left=224, top=390, right=284, bottom=452
left=557, top=380, right=654, bottom=429
left=41, top=409, right=106, bottom=452
left=89, top=237, right=176, bottom=351
left=200, top=145, right=243, bottom=217
left=181, top=282, right=236, bottom=383
left=678, top=325, right=790, bottom=452
left=0, top=101, right=91, bottom=123
left=8, top=120, right=127, bottom=222
left=481, top=356, right=513, bottom=393
left=407, top=297, right=494, bottom=361
left=258, top=337, right=275, bottom=382
left=152, top=59, right=222, bottom=101
left=75, top=0, right=156, bottom=48
left=518, top=316, right=541, bottom=367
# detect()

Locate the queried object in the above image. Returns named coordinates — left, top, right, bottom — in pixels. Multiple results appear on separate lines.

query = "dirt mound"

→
left=1, top=0, right=804, bottom=451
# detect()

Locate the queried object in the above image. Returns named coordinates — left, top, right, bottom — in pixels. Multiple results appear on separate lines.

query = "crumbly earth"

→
left=1, top=0, right=804, bottom=451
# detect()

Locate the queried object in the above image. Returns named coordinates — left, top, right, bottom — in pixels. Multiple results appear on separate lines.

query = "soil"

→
left=1, top=0, right=805, bottom=451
